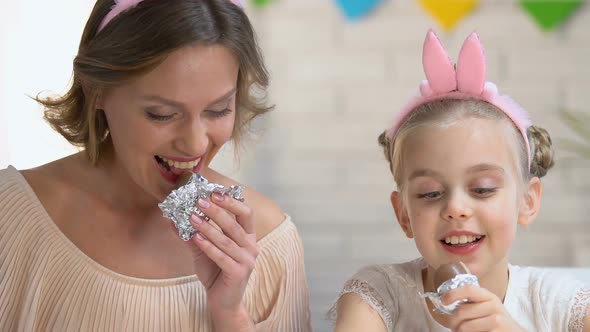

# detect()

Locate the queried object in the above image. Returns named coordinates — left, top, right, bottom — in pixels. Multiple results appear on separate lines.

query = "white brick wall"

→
left=233, top=1, right=590, bottom=330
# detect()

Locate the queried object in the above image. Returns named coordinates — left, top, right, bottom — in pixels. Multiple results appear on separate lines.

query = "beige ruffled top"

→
left=0, top=166, right=311, bottom=331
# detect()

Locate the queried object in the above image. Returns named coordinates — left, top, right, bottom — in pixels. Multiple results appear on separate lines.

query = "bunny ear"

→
left=230, top=0, right=244, bottom=7
left=98, top=0, right=144, bottom=32
left=422, top=29, right=457, bottom=93
left=456, top=32, right=486, bottom=95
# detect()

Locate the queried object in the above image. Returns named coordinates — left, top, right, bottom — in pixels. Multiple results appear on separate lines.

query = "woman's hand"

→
left=443, top=285, right=526, bottom=332
left=188, top=193, right=258, bottom=332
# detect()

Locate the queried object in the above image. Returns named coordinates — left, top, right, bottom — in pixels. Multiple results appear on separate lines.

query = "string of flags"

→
left=519, top=0, right=584, bottom=31
left=328, top=0, right=585, bottom=32
left=418, top=0, right=478, bottom=31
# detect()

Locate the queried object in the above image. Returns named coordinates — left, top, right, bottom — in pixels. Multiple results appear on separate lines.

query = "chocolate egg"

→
left=434, top=261, right=470, bottom=290
left=176, top=172, right=193, bottom=188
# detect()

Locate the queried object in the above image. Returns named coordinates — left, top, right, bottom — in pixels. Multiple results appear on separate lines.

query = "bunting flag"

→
left=335, top=0, right=384, bottom=21
left=519, top=0, right=584, bottom=31
left=418, top=0, right=479, bottom=31
left=251, top=0, right=273, bottom=8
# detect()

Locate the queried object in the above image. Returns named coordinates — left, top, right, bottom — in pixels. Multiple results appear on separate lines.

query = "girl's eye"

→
left=472, top=188, right=496, bottom=196
left=146, top=112, right=175, bottom=122
left=206, top=108, right=233, bottom=118
left=417, top=191, right=442, bottom=199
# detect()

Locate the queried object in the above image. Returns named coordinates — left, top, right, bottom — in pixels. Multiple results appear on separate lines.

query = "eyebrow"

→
left=140, top=88, right=237, bottom=109
left=408, top=169, right=440, bottom=181
left=208, top=88, right=237, bottom=106
left=408, top=163, right=505, bottom=181
left=466, top=163, right=506, bottom=174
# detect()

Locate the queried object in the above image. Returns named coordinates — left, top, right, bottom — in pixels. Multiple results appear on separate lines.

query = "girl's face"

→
left=101, top=44, right=239, bottom=201
left=392, top=118, right=541, bottom=278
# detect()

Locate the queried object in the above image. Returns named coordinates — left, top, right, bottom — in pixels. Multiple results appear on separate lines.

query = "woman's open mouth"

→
left=154, top=155, right=201, bottom=174
left=154, top=155, right=202, bottom=184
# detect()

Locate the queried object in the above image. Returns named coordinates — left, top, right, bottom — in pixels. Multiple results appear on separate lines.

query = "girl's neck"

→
left=477, top=259, right=510, bottom=302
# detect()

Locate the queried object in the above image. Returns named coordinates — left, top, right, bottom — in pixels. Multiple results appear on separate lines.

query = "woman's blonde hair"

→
left=37, top=0, right=272, bottom=164
left=378, top=99, right=554, bottom=190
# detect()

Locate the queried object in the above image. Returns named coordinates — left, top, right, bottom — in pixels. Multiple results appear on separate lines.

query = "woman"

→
left=0, top=0, right=311, bottom=331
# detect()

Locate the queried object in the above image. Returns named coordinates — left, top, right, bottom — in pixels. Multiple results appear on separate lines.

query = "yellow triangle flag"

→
left=419, top=0, right=479, bottom=31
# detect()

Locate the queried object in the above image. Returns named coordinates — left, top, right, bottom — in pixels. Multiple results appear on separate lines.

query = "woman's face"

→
left=100, top=44, right=239, bottom=201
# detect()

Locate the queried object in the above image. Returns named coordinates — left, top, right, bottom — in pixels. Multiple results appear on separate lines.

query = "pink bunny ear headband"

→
left=98, top=0, right=245, bottom=32
left=387, top=30, right=532, bottom=168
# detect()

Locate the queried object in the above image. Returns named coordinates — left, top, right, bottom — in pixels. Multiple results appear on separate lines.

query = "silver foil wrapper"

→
left=420, top=274, right=480, bottom=315
left=158, top=173, right=245, bottom=241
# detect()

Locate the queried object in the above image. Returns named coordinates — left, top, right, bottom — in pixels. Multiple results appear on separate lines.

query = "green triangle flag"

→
left=252, top=0, right=273, bottom=8
left=519, top=0, right=584, bottom=31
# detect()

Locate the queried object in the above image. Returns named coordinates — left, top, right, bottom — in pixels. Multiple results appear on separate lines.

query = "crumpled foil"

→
left=420, top=274, right=480, bottom=315
left=158, top=173, right=245, bottom=241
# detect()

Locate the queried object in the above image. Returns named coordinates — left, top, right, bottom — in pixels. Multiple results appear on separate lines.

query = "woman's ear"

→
left=518, top=177, right=542, bottom=226
left=95, top=91, right=104, bottom=110
left=81, top=82, right=104, bottom=110
left=391, top=191, right=413, bottom=238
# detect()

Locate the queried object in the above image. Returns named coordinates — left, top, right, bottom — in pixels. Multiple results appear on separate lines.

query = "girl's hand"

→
left=443, top=285, right=527, bottom=332
left=188, top=193, right=258, bottom=332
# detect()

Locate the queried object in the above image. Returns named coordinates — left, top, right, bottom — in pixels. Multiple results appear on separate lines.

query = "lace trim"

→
left=569, top=287, right=590, bottom=332
left=327, top=279, right=393, bottom=331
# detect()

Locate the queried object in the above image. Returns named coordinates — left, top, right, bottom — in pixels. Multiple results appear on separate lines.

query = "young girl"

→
left=332, top=30, right=590, bottom=332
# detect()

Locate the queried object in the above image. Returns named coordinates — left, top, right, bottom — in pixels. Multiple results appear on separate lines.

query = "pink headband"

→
left=387, top=30, right=532, bottom=168
left=98, top=0, right=245, bottom=33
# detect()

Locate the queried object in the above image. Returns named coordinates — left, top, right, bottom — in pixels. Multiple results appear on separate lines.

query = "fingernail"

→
left=196, top=233, right=205, bottom=241
left=212, top=193, right=224, bottom=202
left=198, top=199, right=210, bottom=208
left=190, top=214, right=204, bottom=224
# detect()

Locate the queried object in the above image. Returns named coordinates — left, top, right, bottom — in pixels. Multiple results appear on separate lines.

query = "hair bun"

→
left=528, top=125, right=555, bottom=178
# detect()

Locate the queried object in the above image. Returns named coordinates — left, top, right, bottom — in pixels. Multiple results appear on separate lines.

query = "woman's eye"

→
left=206, top=108, right=233, bottom=118
left=417, top=191, right=442, bottom=199
left=146, top=112, right=175, bottom=122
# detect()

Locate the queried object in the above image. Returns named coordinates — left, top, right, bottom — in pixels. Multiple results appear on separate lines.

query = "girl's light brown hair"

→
left=378, top=99, right=555, bottom=190
left=37, top=0, right=272, bottom=164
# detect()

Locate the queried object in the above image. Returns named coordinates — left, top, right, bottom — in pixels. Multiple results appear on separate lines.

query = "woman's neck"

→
left=87, top=148, right=161, bottom=214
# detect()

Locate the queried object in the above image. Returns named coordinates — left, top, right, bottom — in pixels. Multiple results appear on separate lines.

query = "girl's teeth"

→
left=444, top=235, right=482, bottom=244
left=159, top=156, right=200, bottom=170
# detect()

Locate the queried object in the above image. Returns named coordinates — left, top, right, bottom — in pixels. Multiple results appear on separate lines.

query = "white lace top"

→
left=331, top=258, right=590, bottom=332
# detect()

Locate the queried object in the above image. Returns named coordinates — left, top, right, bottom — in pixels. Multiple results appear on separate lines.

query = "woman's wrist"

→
left=210, top=303, right=254, bottom=332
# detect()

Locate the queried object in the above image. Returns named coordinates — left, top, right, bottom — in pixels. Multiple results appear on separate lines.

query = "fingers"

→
left=190, top=214, right=255, bottom=266
left=189, top=225, right=245, bottom=279
left=211, top=193, right=255, bottom=235
left=197, top=197, right=256, bottom=250
left=182, top=193, right=258, bottom=281
left=447, top=301, right=496, bottom=330
left=452, top=314, right=506, bottom=332
left=443, top=286, right=508, bottom=332
left=442, top=285, right=493, bottom=306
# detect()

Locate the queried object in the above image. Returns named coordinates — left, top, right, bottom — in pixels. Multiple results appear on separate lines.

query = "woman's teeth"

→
left=444, top=235, right=482, bottom=245
left=159, top=156, right=200, bottom=170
